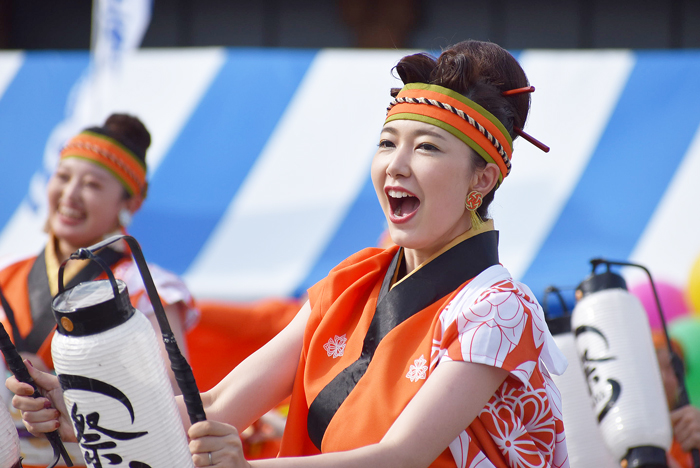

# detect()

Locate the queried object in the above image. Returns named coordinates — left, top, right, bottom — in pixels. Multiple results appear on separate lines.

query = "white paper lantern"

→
left=550, top=327, right=617, bottom=468
left=572, top=286, right=672, bottom=463
left=0, top=394, right=21, bottom=468
left=51, top=279, right=193, bottom=468
left=0, top=357, right=10, bottom=407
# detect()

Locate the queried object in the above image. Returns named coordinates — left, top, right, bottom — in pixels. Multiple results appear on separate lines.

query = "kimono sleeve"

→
left=115, top=260, right=200, bottom=331
left=438, top=279, right=546, bottom=386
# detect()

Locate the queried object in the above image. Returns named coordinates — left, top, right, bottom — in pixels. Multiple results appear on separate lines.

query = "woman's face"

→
left=47, top=158, right=129, bottom=251
left=371, top=119, right=478, bottom=259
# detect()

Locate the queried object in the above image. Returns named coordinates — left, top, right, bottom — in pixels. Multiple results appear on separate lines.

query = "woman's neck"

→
left=55, top=238, right=77, bottom=265
left=400, top=220, right=495, bottom=276
left=402, top=249, right=426, bottom=275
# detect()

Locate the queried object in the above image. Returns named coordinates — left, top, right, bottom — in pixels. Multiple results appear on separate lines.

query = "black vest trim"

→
left=306, top=230, right=499, bottom=450
left=0, top=284, right=22, bottom=348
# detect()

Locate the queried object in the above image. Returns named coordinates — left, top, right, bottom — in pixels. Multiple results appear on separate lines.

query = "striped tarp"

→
left=1, top=48, right=699, bottom=306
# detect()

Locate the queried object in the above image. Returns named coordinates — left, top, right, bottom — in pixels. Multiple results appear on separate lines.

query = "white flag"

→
left=89, top=0, right=153, bottom=118
left=0, top=0, right=153, bottom=260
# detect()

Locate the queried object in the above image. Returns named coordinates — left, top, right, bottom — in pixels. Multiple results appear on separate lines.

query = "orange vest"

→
left=278, top=231, right=568, bottom=468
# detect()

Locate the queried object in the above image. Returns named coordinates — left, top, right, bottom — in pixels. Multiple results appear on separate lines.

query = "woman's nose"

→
left=61, top=178, right=81, bottom=201
left=386, top=145, right=411, bottom=178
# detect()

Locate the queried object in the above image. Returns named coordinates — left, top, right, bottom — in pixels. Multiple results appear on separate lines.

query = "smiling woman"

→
left=0, top=114, right=198, bottom=393
left=9, top=42, right=568, bottom=468
left=372, top=120, right=495, bottom=267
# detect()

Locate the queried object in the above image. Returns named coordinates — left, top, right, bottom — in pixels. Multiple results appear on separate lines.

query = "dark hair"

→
left=85, top=113, right=151, bottom=167
left=392, top=40, right=530, bottom=219
left=101, top=113, right=151, bottom=165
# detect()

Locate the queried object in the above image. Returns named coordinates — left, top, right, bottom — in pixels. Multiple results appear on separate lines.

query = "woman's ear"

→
left=125, top=195, right=143, bottom=214
left=472, top=163, right=500, bottom=195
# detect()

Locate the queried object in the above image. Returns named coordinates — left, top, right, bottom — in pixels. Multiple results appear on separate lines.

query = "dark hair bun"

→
left=393, top=40, right=530, bottom=138
left=102, top=113, right=151, bottom=164
left=393, top=52, right=437, bottom=94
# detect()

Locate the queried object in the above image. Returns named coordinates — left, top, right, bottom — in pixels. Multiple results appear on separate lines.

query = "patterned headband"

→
left=385, top=83, right=513, bottom=184
left=59, top=130, right=147, bottom=197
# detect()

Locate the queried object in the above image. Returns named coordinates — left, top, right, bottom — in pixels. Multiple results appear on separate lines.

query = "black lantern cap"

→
left=52, top=279, right=134, bottom=336
left=546, top=315, right=572, bottom=335
left=577, top=270, right=628, bottom=299
left=624, top=446, right=667, bottom=468
left=542, top=285, right=573, bottom=335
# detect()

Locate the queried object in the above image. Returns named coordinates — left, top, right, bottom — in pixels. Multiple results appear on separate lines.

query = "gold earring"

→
left=465, top=191, right=484, bottom=231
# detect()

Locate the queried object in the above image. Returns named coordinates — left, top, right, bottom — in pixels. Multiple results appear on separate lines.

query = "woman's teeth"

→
left=58, top=206, right=83, bottom=219
left=388, top=189, right=412, bottom=198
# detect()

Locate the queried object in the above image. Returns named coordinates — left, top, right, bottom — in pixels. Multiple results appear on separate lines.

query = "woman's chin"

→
left=51, top=227, right=97, bottom=250
left=386, top=230, right=422, bottom=250
left=50, top=215, right=85, bottom=233
left=51, top=222, right=80, bottom=238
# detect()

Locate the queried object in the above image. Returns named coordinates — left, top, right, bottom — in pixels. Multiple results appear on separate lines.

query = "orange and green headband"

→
left=59, top=130, right=147, bottom=197
left=385, top=83, right=514, bottom=184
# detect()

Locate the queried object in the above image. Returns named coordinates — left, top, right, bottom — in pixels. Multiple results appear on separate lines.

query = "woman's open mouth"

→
left=56, top=205, right=86, bottom=225
left=386, top=188, right=420, bottom=223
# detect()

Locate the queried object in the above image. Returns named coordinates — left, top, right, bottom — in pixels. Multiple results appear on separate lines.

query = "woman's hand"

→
left=5, top=360, right=76, bottom=443
left=18, top=352, right=50, bottom=372
left=188, top=421, right=250, bottom=468
left=671, top=404, right=700, bottom=452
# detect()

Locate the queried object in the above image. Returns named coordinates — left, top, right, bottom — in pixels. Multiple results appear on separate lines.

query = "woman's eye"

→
left=417, top=143, right=439, bottom=151
left=378, top=139, right=395, bottom=149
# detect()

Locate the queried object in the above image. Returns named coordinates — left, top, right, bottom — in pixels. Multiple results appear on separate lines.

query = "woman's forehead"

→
left=381, top=120, right=450, bottom=139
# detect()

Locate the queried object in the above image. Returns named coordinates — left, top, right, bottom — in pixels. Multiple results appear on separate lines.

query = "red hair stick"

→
left=502, top=86, right=535, bottom=96
left=515, top=127, right=550, bottom=153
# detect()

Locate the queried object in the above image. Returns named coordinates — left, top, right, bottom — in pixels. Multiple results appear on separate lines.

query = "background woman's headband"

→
left=59, top=130, right=147, bottom=197
left=385, top=83, right=514, bottom=184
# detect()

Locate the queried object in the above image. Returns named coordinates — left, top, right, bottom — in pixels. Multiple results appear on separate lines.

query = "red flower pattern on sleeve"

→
left=433, top=273, right=569, bottom=468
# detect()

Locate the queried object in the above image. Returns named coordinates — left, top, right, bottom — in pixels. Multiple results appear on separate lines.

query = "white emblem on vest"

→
left=323, top=334, right=347, bottom=358
left=406, top=355, right=428, bottom=382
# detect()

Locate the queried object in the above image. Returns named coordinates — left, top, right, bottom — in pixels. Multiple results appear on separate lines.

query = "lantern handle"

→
left=58, top=248, right=123, bottom=310
left=0, top=285, right=73, bottom=467
left=75, top=235, right=207, bottom=424
left=590, top=259, right=671, bottom=356
left=542, top=285, right=571, bottom=317
left=590, top=258, right=700, bottom=468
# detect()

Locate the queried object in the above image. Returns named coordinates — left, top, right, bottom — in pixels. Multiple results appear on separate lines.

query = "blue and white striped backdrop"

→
left=1, top=48, right=700, bottom=305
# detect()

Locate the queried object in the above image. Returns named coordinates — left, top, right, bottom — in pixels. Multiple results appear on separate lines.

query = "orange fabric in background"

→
left=186, top=298, right=302, bottom=392
left=186, top=298, right=301, bottom=460
left=670, top=439, right=693, bottom=468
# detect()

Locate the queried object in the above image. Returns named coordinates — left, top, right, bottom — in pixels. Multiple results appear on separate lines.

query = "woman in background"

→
left=0, top=113, right=198, bottom=393
left=654, top=331, right=700, bottom=468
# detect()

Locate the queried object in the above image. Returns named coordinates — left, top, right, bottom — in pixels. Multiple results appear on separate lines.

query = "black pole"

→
left=0, top=287, right=73, bottom=468
left=71, top=234, right=207, bottom=424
